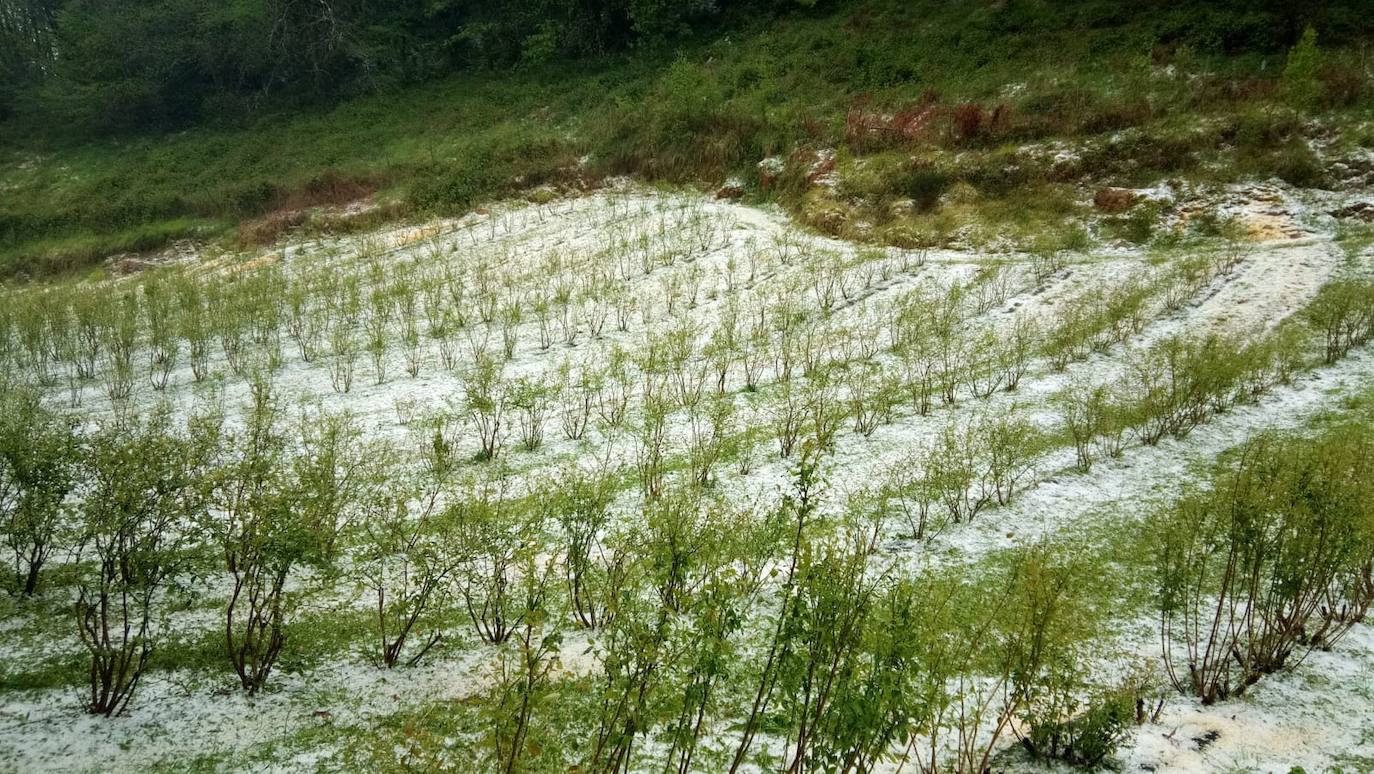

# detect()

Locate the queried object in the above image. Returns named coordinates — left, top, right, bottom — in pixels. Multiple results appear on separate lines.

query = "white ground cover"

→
left=1, top=180, right=1371, bottom=772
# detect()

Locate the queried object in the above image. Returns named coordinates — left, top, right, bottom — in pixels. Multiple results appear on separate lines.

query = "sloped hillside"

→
left=1, top=175, right=1372, bottom=770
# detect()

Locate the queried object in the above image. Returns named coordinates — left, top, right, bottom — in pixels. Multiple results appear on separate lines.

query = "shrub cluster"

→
left=1154, top=421, right=1374, bottom=704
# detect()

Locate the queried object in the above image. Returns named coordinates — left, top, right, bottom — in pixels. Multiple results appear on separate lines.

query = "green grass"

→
left=0, top=0, right=1369, bottom=278
left=0, top=219, right=225, bottom=277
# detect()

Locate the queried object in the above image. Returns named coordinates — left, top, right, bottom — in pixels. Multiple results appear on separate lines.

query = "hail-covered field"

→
left=2, top=181, right=1373, bottom=773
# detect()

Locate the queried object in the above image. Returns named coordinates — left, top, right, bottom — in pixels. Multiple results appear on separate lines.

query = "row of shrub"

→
left=1053, top=273, right=1374, bottom=469
left=3, top=268, right=1372, bottom=769
left=16, top=372, right=1368, bottom=767
left=1, top=374, right=1146, bottom=769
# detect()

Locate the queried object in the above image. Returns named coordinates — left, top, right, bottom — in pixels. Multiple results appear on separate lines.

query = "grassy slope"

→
left=1, top=0, right=1370, bottom=277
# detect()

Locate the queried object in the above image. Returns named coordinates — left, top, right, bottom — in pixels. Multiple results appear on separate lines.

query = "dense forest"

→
left=1, top=0, right=1366, bottom=132
left=3, top=0, right=788, bottom=129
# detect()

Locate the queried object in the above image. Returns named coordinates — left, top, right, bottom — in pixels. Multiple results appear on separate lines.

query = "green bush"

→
left=1232, top=107, right=1301, bottom=152
left=409, top=165, right=502, bottom=212
left=1304, top=277, right=1374, bottom=362
left=898, top=161, right=952, bottom=211
left=74, top=410, right=205, bottom=716
left=1106, top=201, right=1161, bottom=245
left=1155, top=424, right=1374, bottom=704
left=1021, top=682, right=1135, bottom=767
left=1281, top=26, right=1323, bottom=111
left=1272, top=137, right=1327, bottom=187
left=0, top=383, right=80, bottom=596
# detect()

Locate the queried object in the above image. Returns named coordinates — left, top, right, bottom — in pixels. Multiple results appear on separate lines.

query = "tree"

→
left=545, top=466, right=621, bottom=630
left=0, top=0, right=58, bottom=120
left=291, top=405, right=387, bottom=559
left=487, top=604, right=563, bottom=773
left=451, top=476, right=546, bottom=645
left=466, top=352, right=509, bottom=461
left=1281, top=25, right=1322, bottom=110
left=589, top=490, right=737, bottom=773
left=1057, top=381, right=1109, bottom=472
left=775, top=541, right=879, bottom=772
left=731, top=442, right=824, bottom=770
left=978, top=410, right=1042, bottom=507
left=1304, top=278, right=1374, bottom=363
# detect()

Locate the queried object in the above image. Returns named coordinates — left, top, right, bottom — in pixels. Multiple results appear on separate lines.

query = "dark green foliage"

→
left=5, top=0, right=805, bottom=133
left=1272, top=137, right=1327, bottom=188
left=1020, top=683, right=1135, bottom=767
left=1231, top=107, right=1303, bottom=153
left=898, top=161, right=952, bottom=212
left=1106, top=201, right=1162, bottom=245
left=0, top=0, right=59, bottom=121
left=1282, top=26, right=1323, bottom=110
